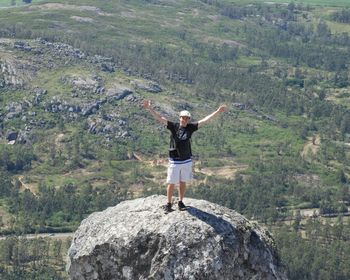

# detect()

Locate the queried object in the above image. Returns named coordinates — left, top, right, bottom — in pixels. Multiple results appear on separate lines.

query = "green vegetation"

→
left=0, top=0, right=350, bottom=279
left=0, top=235, right=71, bottom=279
left=247, top=0, right=350, bottom=7
left=0, top=0, right=44, bottom=7
left=276, top=217, right=350, bottom=280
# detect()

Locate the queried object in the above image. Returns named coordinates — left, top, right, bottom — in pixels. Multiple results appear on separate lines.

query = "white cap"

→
left=179, top=110, right=191, bottom=118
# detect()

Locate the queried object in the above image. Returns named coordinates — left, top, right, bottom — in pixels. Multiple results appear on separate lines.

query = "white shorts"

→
left=166, top=158, right=193, bottom=185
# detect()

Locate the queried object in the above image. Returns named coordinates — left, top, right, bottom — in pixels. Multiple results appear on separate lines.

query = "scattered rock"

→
left=5, top=102, right=23, bottom=120
left=71, top=16, right=94, bottom=23
left=38, top=38, right=86, bottom=59
left=132, top=80, right=162, bottom=93
left=17, top=131, right=31, bottom=144
left=14, top=41, right=32, bottom=52
left=6, top=131, right=18, bottom=141
left=101, top=62, right=115, bottom=72
left=86, top=116, right=129, bottom=139
left=106, top=84, right=133, bottom=101
left=61, top=75, right=104, bottom=95
left=126, top=94, right=137, bottom=102
left=45, top=98, right=81, bottom=114
left=0, top=58, right=30, bottom=88
left=81, top=100, right=106, bottom=116
left=33, top=88, right=47, bottom=95
left=232, top=102, right=247, bottom=110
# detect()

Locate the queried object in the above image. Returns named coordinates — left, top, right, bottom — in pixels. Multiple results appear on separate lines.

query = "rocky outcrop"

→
left=131, top=80, right=162, bottom=93
left=89, top=55, right=116, bottom=72
left=32, top=88, right=47, bottom=105
left=0, top=57, right=34, bottom=88
left=4, top=102, right=24, bottom=120
left=6, top=131, right=18, bottom=141
left=61, top=75, right=105, bottom=95
left=67, top=195, right=287, bottom=280
left=14, top=41, right=32, bottom=52
left=44, top=97, right=82, bottom=114
left=106, top=84, right=133, bottom=100
left=86, top=116, right=129, bottom=139
left=38, top=39, right=86, bottom=59
left=0, top=38, right=155, bottom=144
left=81, top=100, right=106, bottom=116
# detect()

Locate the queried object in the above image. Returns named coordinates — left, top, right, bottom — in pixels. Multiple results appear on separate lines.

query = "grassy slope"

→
left=0, top=0, right=44, bottom=7
left=1, top=1, right=350, bottom=278
left=234, top=0, right=350, bottom=7
left=0, top=38, right=304, bottom=186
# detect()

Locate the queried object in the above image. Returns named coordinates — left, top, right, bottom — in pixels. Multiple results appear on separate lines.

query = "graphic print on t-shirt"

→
left=167, top=121, right=198, bottom=160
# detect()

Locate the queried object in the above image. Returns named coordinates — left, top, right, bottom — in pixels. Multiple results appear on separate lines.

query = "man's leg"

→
left=178, top=161, right=192, bottom=202
left=167, top=183, right=175, bottom=204
left=179, top=181, right=186, bottom=202
left=178, top=181, right=188, bottom=210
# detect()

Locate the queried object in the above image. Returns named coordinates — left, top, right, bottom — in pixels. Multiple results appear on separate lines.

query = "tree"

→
left=316, top=20, right=331, bottom=38
left=0, top=171, right=13, bottom=197
left=52, top=239, right=62, bottom=260
left=57, top=116, right=65, bottom=131
left=337, top=169, right=347, bottom=184
left=333, top=70, right=349, bottom=88
left=293, top=210, right=302, bottom=231
left=332, top=8, right=350, bottom=23
left=340, top=113, right=350, bottom=138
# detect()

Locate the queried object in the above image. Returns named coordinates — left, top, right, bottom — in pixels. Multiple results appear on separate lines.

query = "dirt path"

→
left=301, top=134, right=320, bottom=159
left=196, top=164, right=248, bottom=180
left=133, top=152, right=248, bottom=181
left=17, top=175, right=37, bottom=193
left=0, top=232, right=73, bottom=241
left=54, top=133, right=65, bottom=149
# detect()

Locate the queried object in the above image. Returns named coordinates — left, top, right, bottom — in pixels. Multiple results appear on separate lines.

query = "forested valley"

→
left=1, top=0, right=350, bottom=279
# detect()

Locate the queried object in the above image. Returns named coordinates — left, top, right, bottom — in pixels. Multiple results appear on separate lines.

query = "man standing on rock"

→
left=143, top=100, right=227, bottom=213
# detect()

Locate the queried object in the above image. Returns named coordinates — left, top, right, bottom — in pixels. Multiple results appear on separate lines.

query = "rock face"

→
left=67, top=195, right=287, bottom=280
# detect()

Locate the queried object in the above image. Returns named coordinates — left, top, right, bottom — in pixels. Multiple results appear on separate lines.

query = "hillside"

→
left=1, top=0, right=350, bottom=279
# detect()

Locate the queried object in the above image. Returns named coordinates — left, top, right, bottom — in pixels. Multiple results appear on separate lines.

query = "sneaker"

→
left=178, top=201, right=188, bottom=211
left=163, top=203, right=174, bottom=214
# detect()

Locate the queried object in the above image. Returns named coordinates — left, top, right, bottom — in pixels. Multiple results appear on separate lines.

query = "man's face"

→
left=179, top=116, right=190, bottom=127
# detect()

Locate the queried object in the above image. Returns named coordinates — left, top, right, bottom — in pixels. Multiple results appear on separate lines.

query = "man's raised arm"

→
left=198, top=104, right=227, bottom=127
left=143, top=100, right=168, bottom=125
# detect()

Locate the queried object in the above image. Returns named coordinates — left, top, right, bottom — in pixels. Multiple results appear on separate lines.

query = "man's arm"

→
left=143, top=100, right=168, bottom=125
left=198, top=104, right=227, bottom=127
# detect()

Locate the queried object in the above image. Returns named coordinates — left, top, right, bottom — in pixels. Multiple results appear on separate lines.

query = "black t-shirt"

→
left=167, top=121, right=198, bottom=160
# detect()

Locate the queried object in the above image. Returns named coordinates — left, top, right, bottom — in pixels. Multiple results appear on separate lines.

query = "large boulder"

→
left=67, top=195, right=287, bottom=280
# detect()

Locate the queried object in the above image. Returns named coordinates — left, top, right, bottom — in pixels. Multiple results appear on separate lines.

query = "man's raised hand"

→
left=218, top=104, right=227, bottom=113
left=143, top=100, right=151, bottom=109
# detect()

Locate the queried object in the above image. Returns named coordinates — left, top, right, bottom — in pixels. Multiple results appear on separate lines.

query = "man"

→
left=143, top=100, right=227, bottom=213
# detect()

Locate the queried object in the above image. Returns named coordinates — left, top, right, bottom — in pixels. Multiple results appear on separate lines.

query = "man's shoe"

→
left=163, top=203, right=174, bottom=214
left=178, top=201, right=188, bottom=211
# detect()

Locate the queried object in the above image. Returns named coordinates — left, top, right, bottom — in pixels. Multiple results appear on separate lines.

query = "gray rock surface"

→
left=0, top=53, right=38, bottom=89
left=39, top=39, right=86, bottom=59
left=6, top=131, right=18, bottom=141
left=61, top=75, right=104, bottom=95
left=106, top=84, right=133, bottom=100
left=132, top=80, right=162, bottom=93
left=67, top=195, right=287, bottom=280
